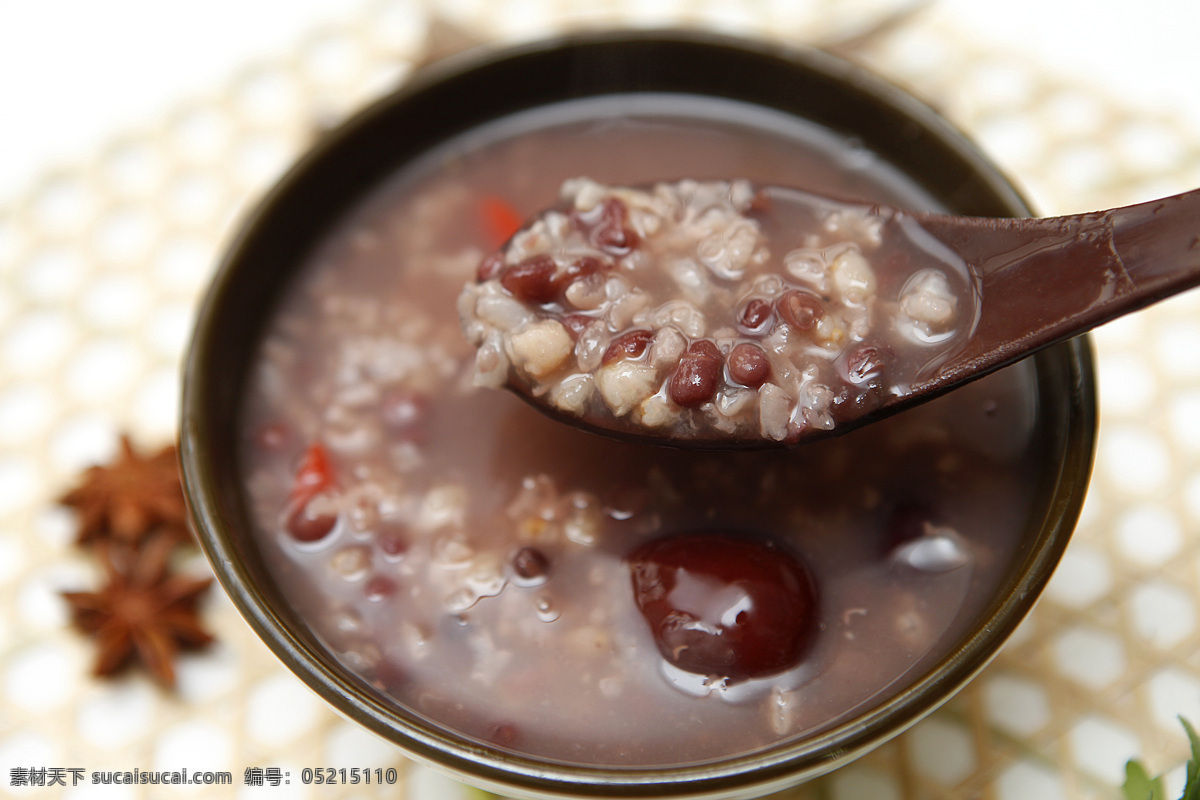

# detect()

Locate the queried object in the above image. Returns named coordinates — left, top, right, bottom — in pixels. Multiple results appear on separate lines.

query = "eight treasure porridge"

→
left=239, top=96, right=1049, bottom=766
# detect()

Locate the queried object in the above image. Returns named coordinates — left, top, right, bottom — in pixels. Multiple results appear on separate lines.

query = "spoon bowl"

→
left=462, top=180, right=1200, bottom=449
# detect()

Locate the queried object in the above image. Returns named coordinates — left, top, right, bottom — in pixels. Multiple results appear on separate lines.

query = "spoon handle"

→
left=911, top=187, right=1200, bottom=391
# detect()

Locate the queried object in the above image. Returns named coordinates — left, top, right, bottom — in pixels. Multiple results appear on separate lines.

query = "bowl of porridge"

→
left=180, top=29, right=1096, bottom=799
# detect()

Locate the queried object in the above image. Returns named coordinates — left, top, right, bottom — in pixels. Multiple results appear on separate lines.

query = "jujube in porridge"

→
left=239, top=96, right=1047, bottom=766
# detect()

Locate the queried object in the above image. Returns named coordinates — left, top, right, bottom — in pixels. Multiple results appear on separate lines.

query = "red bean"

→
left=558, top=256, right=611, bottom=309
left=476, top=253, right=505, bottom=282
left=285, top=497, right=338, bottom=542
left=845, top=343, right=887, bottom=384
left=573, top=197, right=638, bottom=256
left=376, top=520, right=409, bottom=559
left=727, top=342, right=771, bottom=388
left=500, top=254, right=560, bottom=303
left=777, top=290, right=824, bottom=331
left=559, top=313, right=595, bottom=341
left=738, top=298, right=773, bottom=332
left=602, top=329, right=654, bottom=364
left=746, top=188, right=772, bottom=215
left=669, top=344, right=722, bottom=407
left=511, top=547, right=550, bottom=585
left=687, top=339, right=722, bottom=361
left=564, top=255, right=610, bottom=281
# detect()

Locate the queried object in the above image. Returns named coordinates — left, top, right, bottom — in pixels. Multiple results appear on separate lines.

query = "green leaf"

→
left=1123, top=758, right=1167, bottom=800
left=1182, top=716, right=1200, bottom=800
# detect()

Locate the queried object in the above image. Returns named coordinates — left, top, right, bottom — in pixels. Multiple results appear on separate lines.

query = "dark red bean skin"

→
left=376, top=519, right=410, bottom=559
left=844, top=344, right=888, bottom=384
left=559, top=313, right=595, bottom=341
left=738, top=298, right=773, bottom=333
left=564, top=255, right=610, bottom=282
left=745, top=188, right=772, bottom=215
left=511, top=546, right=551, bottom=585
left=668, top=343, right=722, bottom=407
left=286, top=498, right=338, bottom=542
left=500, top=255, right=560, bottom=303
left=572, top=197, right=638, bottom=256
left=628, top=532, right=818, bottom=682
left=777, top=290, right=824, bottom=332
left=687, top=339, right=722, bottom=361
left=727, top=343, right=771, bottom=388
left=378, top=532, right=409, bottom=558
left=476, top=253, right=505, bottom=282
left=602, top=329, right=654, bottom=364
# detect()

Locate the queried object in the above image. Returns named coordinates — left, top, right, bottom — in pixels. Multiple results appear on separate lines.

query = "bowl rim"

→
left=181, top=27, right=1096, bottom=799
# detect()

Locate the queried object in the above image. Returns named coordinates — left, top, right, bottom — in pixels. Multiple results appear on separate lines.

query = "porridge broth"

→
left=239, top=95, right=1045, bottom=766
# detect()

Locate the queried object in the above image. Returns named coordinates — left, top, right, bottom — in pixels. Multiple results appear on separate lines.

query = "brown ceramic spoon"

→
left=461, top=182, right=1200, bottom=449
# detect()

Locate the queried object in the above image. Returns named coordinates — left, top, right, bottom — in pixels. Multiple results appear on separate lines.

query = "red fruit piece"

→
left=628, top=532, right=818, bottom=682
left=290, top=443, right=336, bottom=506
left=480, top=195, right=524, bottom=247
left=285, top=443, right=338, bottom=542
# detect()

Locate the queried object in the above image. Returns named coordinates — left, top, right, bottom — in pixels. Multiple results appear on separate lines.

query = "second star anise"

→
left=62, top=533, right=214, bottom=687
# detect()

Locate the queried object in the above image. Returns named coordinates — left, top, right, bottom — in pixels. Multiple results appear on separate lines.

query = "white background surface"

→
left=1, top=0, right=1199, bottom=210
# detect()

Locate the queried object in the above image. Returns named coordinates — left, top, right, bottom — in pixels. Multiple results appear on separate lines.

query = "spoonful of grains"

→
left=457, top=178, right=1200, bottom=448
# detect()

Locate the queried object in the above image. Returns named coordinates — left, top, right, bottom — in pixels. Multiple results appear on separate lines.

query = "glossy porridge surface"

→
left=239, top=95, right=1045, bottom=766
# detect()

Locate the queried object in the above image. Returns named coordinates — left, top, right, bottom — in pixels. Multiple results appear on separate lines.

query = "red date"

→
left=628, top=532, right=818, bottom=682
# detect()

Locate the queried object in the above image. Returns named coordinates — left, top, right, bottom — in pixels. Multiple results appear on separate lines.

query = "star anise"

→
left=61, top=533, right=214, bottom=687
left=58, top=434, right=189, bottom=547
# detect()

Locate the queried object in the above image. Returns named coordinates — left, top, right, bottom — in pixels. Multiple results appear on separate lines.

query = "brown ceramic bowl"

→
left=181, top=29, right=1095, bottom=799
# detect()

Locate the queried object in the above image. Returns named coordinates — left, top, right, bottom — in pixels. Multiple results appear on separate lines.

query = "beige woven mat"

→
left=2, top=2, right=1199, bottom=798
